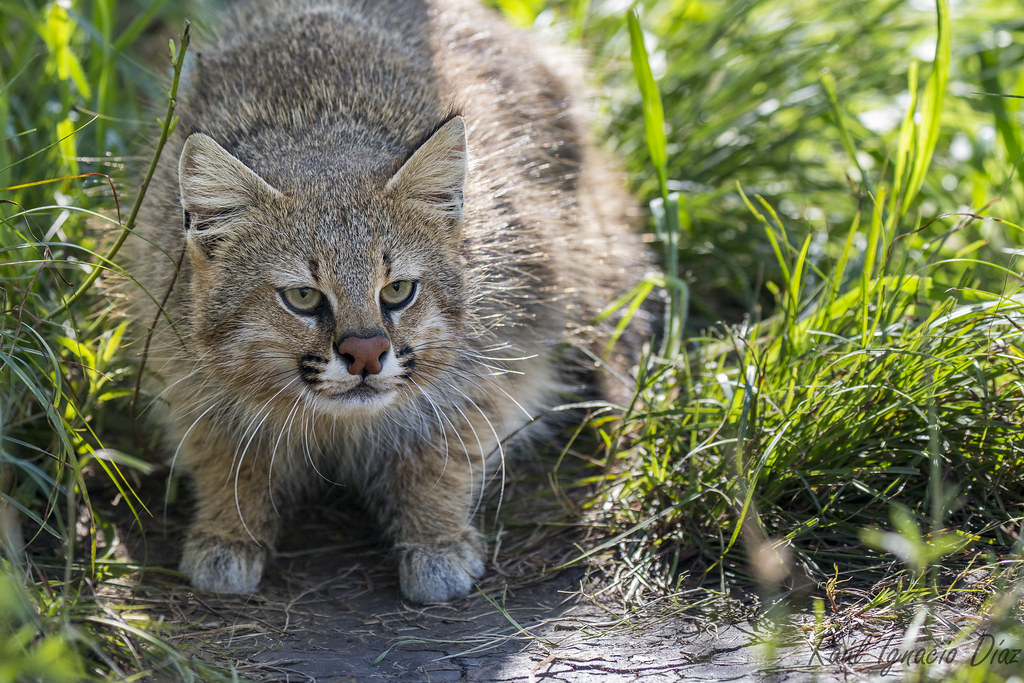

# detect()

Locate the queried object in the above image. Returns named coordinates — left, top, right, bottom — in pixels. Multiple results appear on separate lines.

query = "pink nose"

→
left=336, top=335, right=390, bottom=376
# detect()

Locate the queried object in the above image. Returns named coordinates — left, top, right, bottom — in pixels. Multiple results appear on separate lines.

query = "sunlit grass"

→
left=488, top=0, right=1024, bottom=678
left=560, top=0, right=1024, bottom=678
left=0, top=1, right=215, bottom=678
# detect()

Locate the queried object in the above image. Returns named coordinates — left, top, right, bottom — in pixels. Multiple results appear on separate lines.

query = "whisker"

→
left=422, top=376, right=508, bottom=519
left=269, top=389, right=305, bottom=520
left=300, top=396, right=345, bottom=486
left=231, top=377, right=299, bottom=546
left=414, top=357, right=535, bottom=421
left=164, top=399, right=222, bottom=524
left=407, top=376, right=455, bottom=493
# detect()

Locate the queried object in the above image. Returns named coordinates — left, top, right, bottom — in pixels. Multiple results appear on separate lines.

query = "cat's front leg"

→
left=176, top=423, right=282, bottom=594
left=374, top=449, right=485, bottom=603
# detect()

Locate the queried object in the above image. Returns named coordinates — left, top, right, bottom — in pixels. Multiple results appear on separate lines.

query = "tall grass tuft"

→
left=582, top=0, right=1024, bottom=622
left=0, top=1, right=225, bottom=678
left=490, top=11, right=1024, bottom=671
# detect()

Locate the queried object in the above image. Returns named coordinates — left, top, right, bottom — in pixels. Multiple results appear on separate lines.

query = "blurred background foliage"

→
left=492, top=0, right=1024, bottom=323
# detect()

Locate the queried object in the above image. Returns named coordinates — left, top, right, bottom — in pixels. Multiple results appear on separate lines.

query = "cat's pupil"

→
left=299, top=288, right=310, bottom=298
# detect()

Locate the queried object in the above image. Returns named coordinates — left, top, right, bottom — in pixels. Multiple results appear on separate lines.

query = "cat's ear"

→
left=386, top=116, right=467, bottom=230
left=178, top=133, right=280, bottom=233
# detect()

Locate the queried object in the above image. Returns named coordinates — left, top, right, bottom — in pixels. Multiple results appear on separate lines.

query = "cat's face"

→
left=175, top=118, right=469, bottom=417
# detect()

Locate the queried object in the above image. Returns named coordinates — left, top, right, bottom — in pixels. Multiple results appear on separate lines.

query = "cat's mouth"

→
left=298, top=355, right=401, bottom=411
left=325, top=382, right=397, bottom=408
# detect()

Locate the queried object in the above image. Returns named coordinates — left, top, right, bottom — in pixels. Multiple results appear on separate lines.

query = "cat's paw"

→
left=397, top=532, right=485, bottom=604
left=180, top=532, right=266, bottom=594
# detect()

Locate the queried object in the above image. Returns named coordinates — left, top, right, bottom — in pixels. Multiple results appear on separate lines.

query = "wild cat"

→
left=128, top=0, right=647, bottom=603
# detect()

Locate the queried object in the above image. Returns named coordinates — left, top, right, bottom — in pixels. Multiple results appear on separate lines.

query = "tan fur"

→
left=128, top=0, right=648, bottom=603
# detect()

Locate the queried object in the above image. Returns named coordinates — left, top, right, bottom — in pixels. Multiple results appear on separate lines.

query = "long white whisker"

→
left=300, top=395, right=344, bottom=486
left=423, top=376, right=509, bottom=520
left=449, top=399, right=488, bottom=519
left=407, top=377, right=454, bottom=493
left=232, top=377, right=299, bottom=546
left=164, top=399, right=222, bottom=523
left=415, top=356, right=534, bottom=421
left=269, top=386, right=306, bottom=519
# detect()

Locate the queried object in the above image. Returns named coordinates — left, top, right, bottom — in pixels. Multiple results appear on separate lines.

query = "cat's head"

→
left=175, top=116, right=470, bottom=417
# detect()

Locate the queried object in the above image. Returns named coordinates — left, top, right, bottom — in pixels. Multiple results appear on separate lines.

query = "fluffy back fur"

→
left=128, top=0, right=648, bottom=603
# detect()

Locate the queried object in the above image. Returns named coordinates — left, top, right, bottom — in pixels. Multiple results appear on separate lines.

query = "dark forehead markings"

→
left=309, top=258, right=320, bottom=282
left=382, top=250, right=391, bottom=279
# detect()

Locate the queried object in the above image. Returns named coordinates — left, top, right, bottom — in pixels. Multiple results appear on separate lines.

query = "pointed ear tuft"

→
left=178, top=133, right=280, bottom=230
left=386, top=116, right=467, bottom=227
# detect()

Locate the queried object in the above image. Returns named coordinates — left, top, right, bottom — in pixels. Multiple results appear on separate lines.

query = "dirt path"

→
left=145, top=535, right=853, bottom=682
left=108, top=472, right=931, bottom=681
left=107, top=479, right=904, bottom=682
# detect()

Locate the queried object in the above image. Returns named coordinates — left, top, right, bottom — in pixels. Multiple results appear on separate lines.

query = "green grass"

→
left=554, top=0, right=1023, bottom=678
left=600, top=0, right=1023, bottom=587
left=0, top=1, right=221, bottom=678
left=491, top=0, right=1024, bottom=678
left=5, top=0, right=1024, bottom=679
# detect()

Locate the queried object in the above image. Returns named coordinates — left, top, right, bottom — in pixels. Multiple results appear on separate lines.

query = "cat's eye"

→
left=280, top=287, right=324, bottom=313
left=379, top=280, right=417, bottom=309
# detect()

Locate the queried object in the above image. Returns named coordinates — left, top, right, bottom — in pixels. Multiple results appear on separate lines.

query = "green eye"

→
left=281, top=287, right=324, bottom=313
left=380, top=280, right=416, bottom=309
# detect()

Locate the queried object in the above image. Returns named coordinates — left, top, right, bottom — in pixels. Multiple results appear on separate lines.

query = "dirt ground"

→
left=95, top=445, right=999, bottom=682
left=140, top=539, right=842, bottom=682
left=225, top=573, right=811, bottom=681
left=113, top=487, right=888, bottom=683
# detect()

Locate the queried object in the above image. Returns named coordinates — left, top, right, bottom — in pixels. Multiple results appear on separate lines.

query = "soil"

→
left=95, top=462, right=982, bottom=682
left=142, top=541, right=843, bottom=682
left=113, top=489, right=862, bottom=682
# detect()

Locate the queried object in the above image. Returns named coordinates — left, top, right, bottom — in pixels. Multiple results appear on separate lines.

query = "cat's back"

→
left=182, top=1, right=440, bottom=145
left=180, top=0, right=572, bottom=151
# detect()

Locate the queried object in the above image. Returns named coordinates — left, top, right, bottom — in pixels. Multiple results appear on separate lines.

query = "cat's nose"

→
left=336, top=334, right=390, bottom=376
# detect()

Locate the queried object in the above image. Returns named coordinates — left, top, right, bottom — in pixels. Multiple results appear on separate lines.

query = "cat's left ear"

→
left=387, top=116, right=467, bottom=232
left=178, top=133, right=281, bottom=235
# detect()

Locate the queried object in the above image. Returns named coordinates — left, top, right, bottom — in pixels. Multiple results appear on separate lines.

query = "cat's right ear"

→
left=178, top=133, right=281, bottom=238
left=386, top=116, right=467, bottom=237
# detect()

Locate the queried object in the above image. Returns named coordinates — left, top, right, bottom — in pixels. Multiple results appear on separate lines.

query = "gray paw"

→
left=180, top=532, right=265, bottom=594
left=397, top=533, right=485, bottom=603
